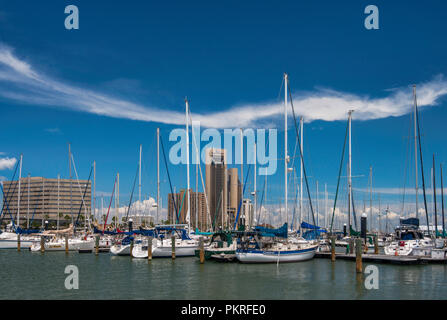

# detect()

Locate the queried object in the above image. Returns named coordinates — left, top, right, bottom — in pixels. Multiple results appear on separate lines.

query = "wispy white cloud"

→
left=0, top=157, right=17, bottom=170
left=44, top=127, right=61, bottom=134
left=1, top=44, right=447, bottom=128
left=354, top=187, right=447, bottom=196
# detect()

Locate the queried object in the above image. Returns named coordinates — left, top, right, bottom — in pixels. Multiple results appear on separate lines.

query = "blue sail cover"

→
left=299, top=222, right=326, bottom=240
left=302, top=230, right=326, bottom=240
left=254, top=223, right=288, bottom=238
left=15, top=227, right=41, bottom=234
left=133, top=229, right=156, bottom=237
left=155, top=226, right=191, bottom=240
left=300, top=222, right=323, bottom=230
left=93, top=226, right=135, bottom=236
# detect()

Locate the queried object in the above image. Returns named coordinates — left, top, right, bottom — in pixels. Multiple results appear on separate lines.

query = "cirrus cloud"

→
left=0, top=44, right=447, bottom=128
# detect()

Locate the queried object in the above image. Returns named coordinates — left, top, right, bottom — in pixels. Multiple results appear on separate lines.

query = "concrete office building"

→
left=1, top=176, right=91, bottom=227
left=241, top=198, right=254, bottom=229
left=205, top=148, right=227, bottom=230
left=167, top=189, right=207, bottom=230
left=205, top=148, right=242, bottom=230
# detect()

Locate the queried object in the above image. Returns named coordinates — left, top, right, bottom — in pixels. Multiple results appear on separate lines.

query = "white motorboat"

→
left=236, top=241, right=318, bottom=263
left=0, top=231, right=37, bottom=249
left=110, top=243, right=131, bottom=255
left=384, top=224, right=433, bottom=256
left=110, top=236, right=142, bottom=256
left=97, top=235, right=113, bottom=252
left=132, top=237, right=199, bottom=258
left=30, top=235, right=94, bottom=252
left=78, top=237, right=95, bottom=253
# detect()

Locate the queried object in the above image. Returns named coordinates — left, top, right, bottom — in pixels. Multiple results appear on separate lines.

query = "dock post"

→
left=95, top=235, right=99, bottom=256
left=40, top=236, right=45, bottom=253
left=130, top=238, right=134, bottom=259
left=65, top=234, right=69, bottom=254
left=147, top=236, right=152, bottom=261
left=17, top=234, right=21, bottom=252
left=199, top=237, right=205, bottom=264
left=374, top=235, right=379, bottom=254
left=330, top=236, right=336, bottom=262
left=355, top=238, right=363, bottom=273
left=171, top=235, right=176, bottom=260
left=349, top=238, right=354, bottom=254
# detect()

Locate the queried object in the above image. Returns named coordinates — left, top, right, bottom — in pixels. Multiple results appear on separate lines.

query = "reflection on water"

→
left=0, top=251, right=445, bottom=300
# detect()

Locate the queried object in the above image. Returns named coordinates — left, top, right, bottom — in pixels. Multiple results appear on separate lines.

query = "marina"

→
left=1, top=1, right=447, bottom=303
left=1, top=249, right=446, bottom=300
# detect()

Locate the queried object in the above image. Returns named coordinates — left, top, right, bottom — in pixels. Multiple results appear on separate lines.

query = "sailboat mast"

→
left=441, top=163, right=445, bottom=238
left=413, top=85, right=419, bottom=219
left=139, top=145, right=142, bottom=207
left=369, top=166, right=373, bottom=230
left=299, top=116, right=303, bottom=235
left=93, top=160, right=96, bottom=224
left=316, top=180, right=319, bottom=227
left=284, top=73, right=288, bottom=227
left=196, top=147, right=198, bottom=231
left=157, top=128, right=160, bottom=225
left=324, top=183, right=328, bottom=229
left=348, top=110, right=353, bottom=235
left=57, top=174, right=60, bottom=230
left=17, top=154, right=22, bottom=227
left=433, top=155, right=438, bottom=237
left=185, top=98, right=191, bottom=231
left=69, top=143, right=73, bottom=225
left=240, top=128, right=243, bottom=228
left=254, top=142, right=257, bottom=230
left=27, top=174, right=30, bottom=229
left=116, top=172, right=119, bottom=229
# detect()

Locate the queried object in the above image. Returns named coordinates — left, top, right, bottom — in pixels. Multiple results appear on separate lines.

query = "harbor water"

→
left=0, top=250, right=446, bottom=299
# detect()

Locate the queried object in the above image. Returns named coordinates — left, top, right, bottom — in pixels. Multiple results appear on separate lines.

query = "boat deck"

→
left=315, top=252, right=447, bottom=265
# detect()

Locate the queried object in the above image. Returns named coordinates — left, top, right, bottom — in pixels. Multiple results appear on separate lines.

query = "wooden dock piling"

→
left=130, top=238, right=134, bottom=259
left=355, top=238, right=363, bottom=273
left=95, top=235, right=99, bottom=255
left=374, top=235, right=379, bottom=254
left=65, top=234, right=69, bottom=254
left=40, top=236, right=45, bottom=253
left=148, top=236, right=152, bottom=261
left=349, top=238, right=354, bottom=254
left=330, top=236, right=336, bottom=262
left=199, top=237, right=205, bottom=264
left=17, top=234, right=21, bottom=252
left=171, top=235, right=176, bottom=260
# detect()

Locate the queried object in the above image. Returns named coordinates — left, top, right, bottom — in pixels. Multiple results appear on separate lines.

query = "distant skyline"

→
left=1, top=1, right=447, bottom=229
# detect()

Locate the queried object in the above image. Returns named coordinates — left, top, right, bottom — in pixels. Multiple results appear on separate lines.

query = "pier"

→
left=315, top=252, right=447, bottom=265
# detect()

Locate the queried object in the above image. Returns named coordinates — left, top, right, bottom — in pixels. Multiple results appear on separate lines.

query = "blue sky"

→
left=0, top=1, right=446, bottom=228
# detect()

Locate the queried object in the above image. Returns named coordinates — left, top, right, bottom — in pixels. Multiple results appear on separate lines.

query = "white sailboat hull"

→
left=236, top=245, right=318, bottom=263
left=0, top=239, right=34, bottom=249
left=30, top=238, right=94, bottom=252
left=0, top=232, right=36, bottom=249
left=152, top=244, right=197, bottom=257
left=132, top=239, right=199, bottom=258
left=110, top=244, right=131, bottom=256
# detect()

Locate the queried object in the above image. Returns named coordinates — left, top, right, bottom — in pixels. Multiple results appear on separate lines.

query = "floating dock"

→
left=315, top=252, right=447, bottom=265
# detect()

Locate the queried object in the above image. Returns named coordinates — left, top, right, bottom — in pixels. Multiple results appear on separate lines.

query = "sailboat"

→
left=0, top=155, right=41, bottom=249
left=236, top=73, right=318, bottom=263
left=384, top=85, right=434, bottom=256
left=132, top=99, right=199, bottom=258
